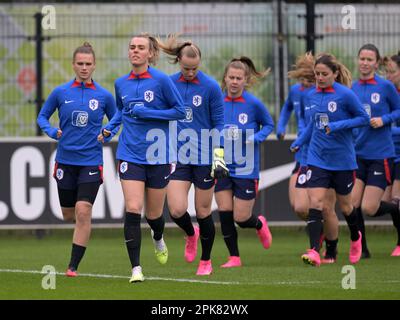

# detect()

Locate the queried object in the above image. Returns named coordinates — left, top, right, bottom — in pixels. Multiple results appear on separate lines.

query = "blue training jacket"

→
left=170, top=70, right=224, bottom=165
left=351, top=74, right=400, bottom=160
left=37, top=79, right=118, bottom=166
left=292, top=82, right=369, bottom=171
left=223, top=90, right=274, bottom=179
left=104, top=66, right=186, bottom=164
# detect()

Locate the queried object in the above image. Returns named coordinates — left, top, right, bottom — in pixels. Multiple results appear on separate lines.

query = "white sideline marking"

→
left=0, top=268, right=240, bottom=285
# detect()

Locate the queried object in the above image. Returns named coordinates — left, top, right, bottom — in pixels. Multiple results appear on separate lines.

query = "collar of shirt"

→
left=358, top=77, right=377, bottom=85
left=316, top=85, right=335, bottom=93
left=128, top=70, right=152, bottom=79
left=178, top=74, right=200, bottom=84
left=71, top=80, right=96, bottom=89
left=224, top=95, right=245, bottom=103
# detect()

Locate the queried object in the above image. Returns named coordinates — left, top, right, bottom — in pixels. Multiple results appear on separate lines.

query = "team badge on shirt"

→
left=144, top=90, right=154, bottom=102
left=89, top=99, right=99, bottom=111
left=120, top=161, right=128, bottom=174
left=328, top=101, right=337, bottom=113
left=371, top=93, right=380, bottom=104
left=192, top=95, right=202, bottom=107
left=56, top=168, right=64, bottom=180
left=238, top=113, right=248, bottom=124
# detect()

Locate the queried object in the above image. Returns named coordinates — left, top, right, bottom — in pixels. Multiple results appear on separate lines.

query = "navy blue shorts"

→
left=307, top=165, right=355, bottom=195
left=355, top=157, right=393, bottom=190
left=394, top=162, right=400, bottom=181
left=53, top=162, right=103, bottom=190
left=291, top=161, right=301, bottom=175
left=118, top=160, right=171, bottom=189
left=170, top=163, right=215, bottom=190
left=295, top=166, right=309, bottom=189
left=215, top=177, right=259, bottom=200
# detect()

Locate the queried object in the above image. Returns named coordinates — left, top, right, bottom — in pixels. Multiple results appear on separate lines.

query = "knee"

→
left=75, top=203, right=92, bottom=224
left=361, top=205, right=376, bottom=217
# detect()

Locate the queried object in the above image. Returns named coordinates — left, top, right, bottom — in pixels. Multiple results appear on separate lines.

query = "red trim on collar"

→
left=316, top=86, right=335, bottom=93
left=71, top=80, right=96, bottom=89
left=178, top=74, right=200, bottom=84
left=358, top=78, right=377, bottom=85
left=224, top=96, right=245, bottom=103
left=128, top=70, right=152, bottom=79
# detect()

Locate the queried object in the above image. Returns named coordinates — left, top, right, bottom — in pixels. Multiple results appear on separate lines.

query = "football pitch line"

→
left=2, top=268, right=400, bottom=287
left=0, top=268, right=240, bottom=285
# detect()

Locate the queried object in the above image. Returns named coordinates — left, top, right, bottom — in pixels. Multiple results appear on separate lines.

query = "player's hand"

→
left=277, top=132, right=285, bottom=140
left=290, top=141, right=299, bottom=153
left=211, top=148, right=229, bottom=179
left=97, top=129, right=111, bottom=143
left=370, top=117, right=383, bottom=128
left=56, top=129, right=62, bottom=139
left=324, top=125, right=331, bottom=135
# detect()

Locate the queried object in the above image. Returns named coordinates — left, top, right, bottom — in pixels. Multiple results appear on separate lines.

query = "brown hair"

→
left=221, top=56, right=270, bottom=91
left=315, top=53, right=352, bottom=87
left=73, top=42, right=95, bottom=62
left=130, top=32, right=160, bottom=65
left=288, top=51, right=315, bottom=81
left=158, top=33, right=201, bottom=64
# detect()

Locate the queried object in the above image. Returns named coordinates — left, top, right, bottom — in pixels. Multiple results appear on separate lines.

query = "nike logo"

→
left=374, top=171, right=383, bottom=175
left=121, top=95, right=128, bottom=100
left=164, top=175, right=170, bottom=180
left=125, top=239, right=134, bottom=243
left=203, top=178, right=213, bottom=182
left=89, top=171, right=98, bottom=176
left=65, top=100, right=74, bottom=104
left=347, top=182, right=353, bottom=188
left=245, top=189, right=254, bottom=194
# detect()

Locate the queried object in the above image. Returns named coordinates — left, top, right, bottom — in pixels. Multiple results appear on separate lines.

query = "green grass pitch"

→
left=0, top=226, right=399, bottom=300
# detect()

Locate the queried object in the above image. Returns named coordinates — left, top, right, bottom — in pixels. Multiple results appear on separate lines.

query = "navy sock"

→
left=68, top=243, right=86, bottom=271
left=325, top=238, right=338, bottom=258
left=219, top=211, right=239, bottom=257
left=146, top=215, right=165, bottom=241
left=307, top=208, right=323, bottom=251
left=197, top=215, right=215, bottom=261
left=356, top=207, right=368, bottom=252
left=236, top=214, right=260, bottom=229
left=124, top=212, right=141, bottom=268
left=170, top=212, right=194, bottom=236
left=344, top=207, right=360, bottom=241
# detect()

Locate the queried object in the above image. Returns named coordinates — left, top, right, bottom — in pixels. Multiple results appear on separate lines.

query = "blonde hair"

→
left=315, top=53, right=352, bottom=87
left=158, top=33, right=201, bottom=64
left=130, top=32, right=160, bottom=65
left=288, top=51, right=315, bottom=81
left=221, top=56, right=270, bottom=91
left=73, top=42, right=95, bottom=62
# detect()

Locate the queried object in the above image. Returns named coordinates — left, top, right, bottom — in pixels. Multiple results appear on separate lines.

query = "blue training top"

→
left=37, top=79, right=118, bottom=166
left=223, top=90, right=274, bottom=179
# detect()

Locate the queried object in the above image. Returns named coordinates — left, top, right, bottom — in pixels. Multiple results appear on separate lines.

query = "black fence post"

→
left=305, top=0, right=316, bottom=53
left=34, top=12, right=43, bottom=136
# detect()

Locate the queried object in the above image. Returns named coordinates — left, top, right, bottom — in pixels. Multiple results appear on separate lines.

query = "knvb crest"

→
left=371, top=93, right=380, bottom=104
left=328, top=101, right=337, bottom=113
left=192, top=95, right=202, bottom=107
left=89, top=99, right=99, bottom=111
left=144, top=90, right=154, bottom=102
left=238, top=113, right=248, bottom=124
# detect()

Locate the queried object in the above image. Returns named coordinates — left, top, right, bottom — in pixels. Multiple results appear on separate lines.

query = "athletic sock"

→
left=344, top=207, right=360, bottom=241
left=236, top=214, right=259, bottom=229
left=197, top=215, right=215, bottom=261
left=146, top=215, right=165, bottom=241
left=325, top=238, right=338, bottom=258
left=355, top=207, right=368, bottom=252
left=170, top=212, right=194, bottom=236
left=68, top=243, right=86, bottom=270
left=307, top=208, right=324, bottom=251
left=124, top=212, right=141, bottom=268
left=219, top=210, right=239, bottom=257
